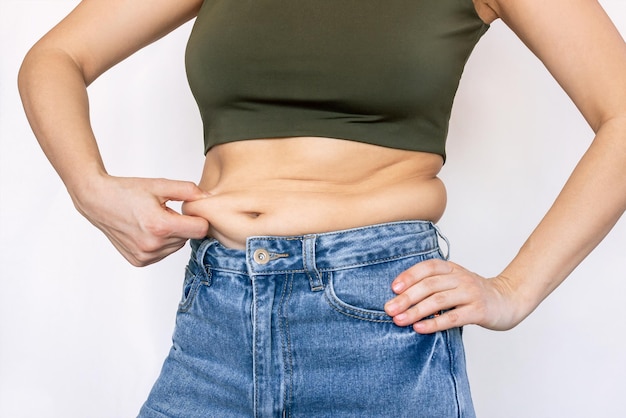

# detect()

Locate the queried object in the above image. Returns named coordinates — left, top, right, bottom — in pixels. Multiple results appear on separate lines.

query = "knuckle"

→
left=183, top=181, right=199, bottom=192
left=422, top=277, right=439, bottom=293
left=135, top=234, right=163, bottom=253
left=433, top=292, right=447, bottom=305
left=445, top=309, right=461, bottom=325
left=422, top=259, right=440, bottom=275
left=460, top=272, right=477, bottom=286
left=127, top=252, right=152, bottom=267
left=144, top=218, right=172, bottom=238
left=425, top=258, right=450, bottom=275
left=406, top=303, right=421, bottom=317
left=395, top=292, right=413, bottom=308
left=133, top=259, right=151, bottom=268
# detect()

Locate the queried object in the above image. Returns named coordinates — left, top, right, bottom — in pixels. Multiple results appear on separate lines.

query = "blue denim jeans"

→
left=138, top=221, right=474, bottom=418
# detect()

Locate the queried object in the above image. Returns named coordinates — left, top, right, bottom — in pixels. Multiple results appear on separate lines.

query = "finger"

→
left=412, top=307, right=471, bottom=334
left=151, top=178, right=210, bottom=203
left=391, top=258, right=454, bottom=293
left=165, top=212, right=210, bottom=240
left=385, top=274, right=457, bottom=316
left=101, top=227, right=183, bottom=267
left=390, top=288, right=464, bottom=327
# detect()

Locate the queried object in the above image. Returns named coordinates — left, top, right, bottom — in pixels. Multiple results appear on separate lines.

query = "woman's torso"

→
left=182, top=137, right=446, bottom=249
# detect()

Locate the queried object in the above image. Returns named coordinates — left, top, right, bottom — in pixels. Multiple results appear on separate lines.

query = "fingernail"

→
left=395, top=313, right=407, bottom=322
left=413, top=322, right=427, bottom=333
left=392, top=282, right=405, bottom=292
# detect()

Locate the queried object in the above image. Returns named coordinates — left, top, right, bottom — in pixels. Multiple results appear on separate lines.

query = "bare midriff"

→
left=182, top=137, right=447, bottom=249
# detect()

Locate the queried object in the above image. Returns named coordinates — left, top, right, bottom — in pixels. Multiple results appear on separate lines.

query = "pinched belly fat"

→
left=182, top=137, right=447, bottom=249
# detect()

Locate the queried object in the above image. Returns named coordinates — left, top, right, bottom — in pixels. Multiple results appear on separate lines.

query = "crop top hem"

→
left=204, top=131, right=446, bottom=162
left=204, top=130, right=447, bottom=161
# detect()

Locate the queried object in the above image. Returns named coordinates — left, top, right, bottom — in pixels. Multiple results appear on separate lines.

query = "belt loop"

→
left=195, top=238, right=216, bottom=271
left=431, top=223, right=451, bottom=260
left=302, top=235, right=324, bottom=291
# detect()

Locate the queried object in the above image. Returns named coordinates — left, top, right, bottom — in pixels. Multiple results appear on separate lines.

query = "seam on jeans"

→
left=252, top=278, right=260, bottom=418
left=324, top=260, right=450, bottom=323
left=326, top=299, right=395, bottom=323
left=325, top=272, right=392, bottom=319
left=138, top=403, right=173, bottom=418
left=203, top=264, right=213, bottom=287
left=324, top=289, right=394, bottom=323
left=247, top=221, right=431, bottom=242
left=303, top=235, right=324, bottom=291
left=177, top=273, right=203, bottom=313
left=250, top=233, right=433, bottom=244
left=302, top=236, right=315, bottom=290
left=240, top=249, right=441, bottom=276
left=445, top=329, right=463, bottom=418
left=317, top=249, right=441, bottom=272
left=279, top=274, right=294, bottom=418
left=205, top=266, right=248, bottom=275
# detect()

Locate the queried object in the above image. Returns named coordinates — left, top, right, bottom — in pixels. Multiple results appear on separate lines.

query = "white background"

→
left=1, top=1, right=625, bottom=417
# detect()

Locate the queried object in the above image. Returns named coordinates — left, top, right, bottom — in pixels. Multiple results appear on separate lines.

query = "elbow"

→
left=17, top=44, right=51, bottom=112
left=17, top=45, right=47, bottom=115
left=17, top=46, right=38, bottom=99
left=17, top=42, right=89, bottom=108
left=18, top=41, right=91, bottom=95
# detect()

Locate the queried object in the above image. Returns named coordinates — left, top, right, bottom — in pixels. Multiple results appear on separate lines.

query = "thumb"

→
left=152, top=178, right=210, bottom=203
left=166, top=210, right=210, bottom=240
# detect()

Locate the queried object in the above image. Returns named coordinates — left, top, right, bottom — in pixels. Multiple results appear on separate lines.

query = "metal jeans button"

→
left=253, top=248, right=270, bottom=265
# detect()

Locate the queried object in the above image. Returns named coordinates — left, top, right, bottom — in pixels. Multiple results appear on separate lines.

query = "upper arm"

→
left=483, top=0, right=626, bottom=131
left=29, top=0, right=204, bottom=85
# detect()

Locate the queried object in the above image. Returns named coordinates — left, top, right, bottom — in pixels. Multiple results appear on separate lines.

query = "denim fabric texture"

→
left=138, top=221, right=474, bottom=418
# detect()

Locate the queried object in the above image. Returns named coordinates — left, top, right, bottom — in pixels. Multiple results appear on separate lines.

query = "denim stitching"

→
left=445, top=329, right=463, bottom=418
left=248, top=220, right=431, bottom=242
left=303, top=235, right=324, bottom=291
left=138, top=403, right=174, bottom=417
left=323, top=288, right=394, bottom=323
left=206, top=266, right=248, bottom=275
left=324, top=293, right=395, bottom=323
left=178, top=273, right=203, bottom=313
left=317, top=248, right=441, bottom=272
left=279, top=274, right=294, bottom=418
left=302, top=236, right=316, bottom=290
left=237, top=248, right=441, bottom=276
left=319, top=250, right=440, bottom=322
left=252, top=277, right=260, bottom=418
left=203, top=265, right=212, bottom=287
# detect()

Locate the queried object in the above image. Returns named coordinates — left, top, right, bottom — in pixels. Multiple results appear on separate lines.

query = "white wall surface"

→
left=1, top=1, right=625, bottom=417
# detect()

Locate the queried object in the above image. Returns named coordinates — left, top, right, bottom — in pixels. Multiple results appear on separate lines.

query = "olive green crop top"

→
left=185, top=0, right=489, bottom=160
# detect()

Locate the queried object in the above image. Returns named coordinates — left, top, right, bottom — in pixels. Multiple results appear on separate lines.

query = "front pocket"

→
left=324, top=250, right=440, bottom=322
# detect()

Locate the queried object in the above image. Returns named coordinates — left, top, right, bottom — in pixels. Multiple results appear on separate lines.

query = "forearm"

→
left=18, top=0, right=203, bottom=196
left=501, top=117, right=626, bottom=321
left=18, top=46, right=106, bottom=199
left=385, top=118, right=626, bottom=333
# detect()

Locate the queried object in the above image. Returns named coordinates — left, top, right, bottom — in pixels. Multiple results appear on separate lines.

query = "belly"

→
left=182, top=137, right=447, bottom=249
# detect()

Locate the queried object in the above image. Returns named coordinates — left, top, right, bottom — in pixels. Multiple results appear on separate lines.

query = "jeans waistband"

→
left=190, top=221, right=449, bottom=276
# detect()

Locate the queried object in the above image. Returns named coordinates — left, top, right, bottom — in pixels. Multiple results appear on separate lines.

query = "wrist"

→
left=66, top=169, right=111, bottom=213
left=489, top=272, right=545, bottom=328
